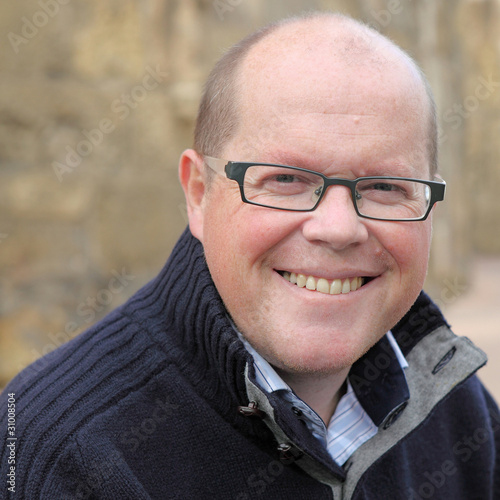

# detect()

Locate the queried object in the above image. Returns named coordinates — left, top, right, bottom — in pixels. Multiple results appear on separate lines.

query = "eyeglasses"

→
left=203, top=157, right=446, bottom=221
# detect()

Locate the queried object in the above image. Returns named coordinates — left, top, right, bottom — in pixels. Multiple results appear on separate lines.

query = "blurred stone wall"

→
left=1, top=0, right=499, bottom=388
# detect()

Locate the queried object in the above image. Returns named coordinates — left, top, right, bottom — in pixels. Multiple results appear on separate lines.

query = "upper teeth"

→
left=281, top=272, right=364, bottom=295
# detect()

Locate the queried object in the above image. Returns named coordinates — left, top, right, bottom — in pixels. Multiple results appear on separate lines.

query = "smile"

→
left=277, top=271, right=368, bottom=295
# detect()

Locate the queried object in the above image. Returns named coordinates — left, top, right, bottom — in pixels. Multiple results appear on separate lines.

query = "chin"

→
left=268, top=340, right=370, bottom=377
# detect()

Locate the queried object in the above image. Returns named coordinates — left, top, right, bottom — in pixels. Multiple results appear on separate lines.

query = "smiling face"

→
left=188, top=20, right=434, bottom=377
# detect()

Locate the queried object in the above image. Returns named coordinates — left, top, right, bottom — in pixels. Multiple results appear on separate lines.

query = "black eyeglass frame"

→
left=203, top=156, right=446, bottom=222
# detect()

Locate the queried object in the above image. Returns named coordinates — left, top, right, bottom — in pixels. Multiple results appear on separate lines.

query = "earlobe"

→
left=178, top=149, right=206, bottom=241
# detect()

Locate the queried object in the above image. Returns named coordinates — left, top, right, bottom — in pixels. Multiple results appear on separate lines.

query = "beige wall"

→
left=1, top=0, right=499, bottom=387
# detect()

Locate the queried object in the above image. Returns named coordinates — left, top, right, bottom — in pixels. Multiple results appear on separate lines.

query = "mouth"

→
left=276, top=270, right=375, bottom=295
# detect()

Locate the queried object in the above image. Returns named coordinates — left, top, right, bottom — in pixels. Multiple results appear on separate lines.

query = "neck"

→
left=276, top=368, right=350, bottom=424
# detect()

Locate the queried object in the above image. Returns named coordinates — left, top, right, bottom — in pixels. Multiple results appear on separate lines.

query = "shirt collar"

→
left=236, top=327, right=407, bottom=398
left=236, top=331, right=290, bottom=394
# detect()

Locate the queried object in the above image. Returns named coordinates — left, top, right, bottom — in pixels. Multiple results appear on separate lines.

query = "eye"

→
left=357, top=180, right=409, bottom=197
left=370, top=182, right=399, bottom=192
left=275, top=174, right=299, bottom=183
left=356, top=179, right=424, bottom=208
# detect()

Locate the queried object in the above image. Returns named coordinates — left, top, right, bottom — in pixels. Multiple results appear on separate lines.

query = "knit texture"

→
left=1, top=228, right=498, bottom=499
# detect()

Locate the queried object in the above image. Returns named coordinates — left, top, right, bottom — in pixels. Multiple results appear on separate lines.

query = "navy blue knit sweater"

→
left=1, top=228, right=499, bottom=499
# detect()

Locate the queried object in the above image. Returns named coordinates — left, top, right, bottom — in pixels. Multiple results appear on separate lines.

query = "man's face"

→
left=197, top=41, right=433, bottom=376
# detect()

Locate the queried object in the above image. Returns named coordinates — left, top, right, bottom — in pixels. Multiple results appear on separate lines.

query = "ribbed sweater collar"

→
left=125, top=227, right=252, bottom=419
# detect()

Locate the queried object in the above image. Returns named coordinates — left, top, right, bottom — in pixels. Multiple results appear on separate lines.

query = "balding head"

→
left=194, top=12, right=438, bottom=176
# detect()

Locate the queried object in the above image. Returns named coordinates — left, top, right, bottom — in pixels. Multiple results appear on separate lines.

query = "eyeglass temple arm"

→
left=203, top=156, right=229, bottom=176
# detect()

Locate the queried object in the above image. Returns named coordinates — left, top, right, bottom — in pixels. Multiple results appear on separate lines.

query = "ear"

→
left=178, top=149, right=207, bottom=242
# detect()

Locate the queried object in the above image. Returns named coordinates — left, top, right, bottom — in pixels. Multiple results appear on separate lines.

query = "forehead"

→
left=226, top=21, right=430, bottom=176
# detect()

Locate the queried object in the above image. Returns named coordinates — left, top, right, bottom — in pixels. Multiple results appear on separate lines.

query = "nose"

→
left=301, top=185, right=369, bottom=250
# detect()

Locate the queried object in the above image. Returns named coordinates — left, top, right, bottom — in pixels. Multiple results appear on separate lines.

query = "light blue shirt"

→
left=238, top=329, right=408, bottom=465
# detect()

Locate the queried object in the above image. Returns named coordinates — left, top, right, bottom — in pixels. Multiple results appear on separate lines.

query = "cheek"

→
left=239, top=216, right=296, bottom=259
left=201, top=185, right=300, bottom=286
left=208, top=206, right=301, bottom=267
left=381, top=222, right=432, bottom=281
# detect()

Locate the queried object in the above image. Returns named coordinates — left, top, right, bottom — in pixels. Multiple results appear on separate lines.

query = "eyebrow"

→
left=257, top=153, right=325, bottom=170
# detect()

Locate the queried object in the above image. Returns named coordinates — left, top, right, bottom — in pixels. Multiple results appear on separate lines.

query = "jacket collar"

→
left=126, top=227, right=252, bottom=421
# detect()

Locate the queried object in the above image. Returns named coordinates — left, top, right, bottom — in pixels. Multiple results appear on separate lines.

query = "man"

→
left=1, top=12, right=498, bottom=500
